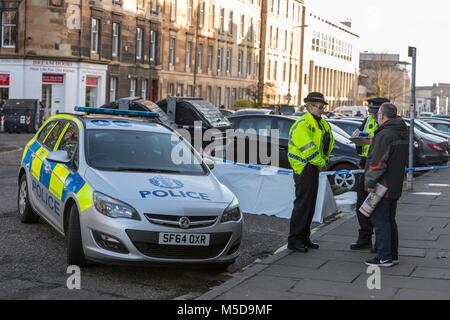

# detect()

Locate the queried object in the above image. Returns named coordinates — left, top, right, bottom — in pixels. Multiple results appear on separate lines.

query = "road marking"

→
left=411, top=192, right=442, bottom=196
left=427, top=184, right=450, bottom=187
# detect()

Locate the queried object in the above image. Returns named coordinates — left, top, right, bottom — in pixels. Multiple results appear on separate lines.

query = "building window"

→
left=228, top=11, right=233, bottom=35
left=207, top=45, right=213, bottom=71
left=226, top=48, right=232, bottom=74
left=209, top=4, right=215, bottom=29
left=199, top=1, right=206, bottom=27
left=112, top=23, right=120, bottom=57
left=284, top=30, right=288, bottom=52
left=136, top=27, right=143, bottom=60
left=187, top=0, right=193, bottom=25
left=219, top=8, right=225, bottom=33
left=246, top=52, right=252, bottom=77
left=0, top=74, right=10, bottom=102
left=217, top=47, right=223, bottom=73
left=150, top=30, right=156, bottom=62
left=197, top=44, right=203, bottom=70
left=185, top=41, right=192, bottom=68
left=109, top=77, right=117, bottom=102
left=151, top=0, right=158, bottom=12
left=207, top=86, right=212, bottom=102
left=168, top=83, right=175, bottom=96
left=91, top=18, right=100, bottom=53
left=254, top=54, right=259, bottom=78
left=170, top=0, right=177, bottom=22
left=240, top=15, right=245, bottom=38
left=1, top=11, right=17, bottom=48
left=267, top=60, right=271, bottom=80
left=269, top=25, right=272, bottom=48
left=141, top=79, right=148, bottom=99
left=169, top=37, right=176, bottom=66
left=216, top=87, right=222, bottom=107
left=187, top=85, right=194, bottom=97
left=225, top=87, right=230, bottom=107
left=283, top=62, right=287, bottom=82
left=237, top=49, right=243, bottom=77
left=130, top=79, right=136, bottom=97
left=273, top=61, right=278, bottom=81
left=85, top=77, right=99, bottom=108
left=248, top=17, right=253, bottom=42
left=176, top=83, right=184, bottom=96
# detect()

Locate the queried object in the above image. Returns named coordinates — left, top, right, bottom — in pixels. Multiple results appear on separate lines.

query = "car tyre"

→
left=67, top=205, right=88, bottom=267
left=18, top=175, right=40, bottom=223
left=331, top=164, right=357, bottom=191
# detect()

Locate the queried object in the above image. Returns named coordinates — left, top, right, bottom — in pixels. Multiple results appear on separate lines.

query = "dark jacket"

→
left=364, top=117, right=409, bottom=200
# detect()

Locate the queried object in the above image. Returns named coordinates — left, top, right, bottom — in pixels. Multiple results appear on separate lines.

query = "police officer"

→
left=288, top=92, right=335, bottom=253
left=350, top=97, right=390, bottom=250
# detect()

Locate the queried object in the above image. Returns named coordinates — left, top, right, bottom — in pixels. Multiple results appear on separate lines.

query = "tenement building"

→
left=159, top=0, right=261, bottom=108
left=0, top=0, right=162, bottom=114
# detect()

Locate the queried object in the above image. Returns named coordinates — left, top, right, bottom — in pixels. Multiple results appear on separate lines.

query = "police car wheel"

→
left=67, top=205, right=88, bottom=267
left=18, top=175, right=40, bottom=223
left=332, top=164, right=357, bottom=191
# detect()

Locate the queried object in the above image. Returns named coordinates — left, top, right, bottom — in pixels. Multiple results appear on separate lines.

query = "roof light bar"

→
left=74, top=106, right=160, bottom=119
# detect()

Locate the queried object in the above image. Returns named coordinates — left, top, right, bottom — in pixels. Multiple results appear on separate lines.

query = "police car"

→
left=18, top=107, right=242, bottom=267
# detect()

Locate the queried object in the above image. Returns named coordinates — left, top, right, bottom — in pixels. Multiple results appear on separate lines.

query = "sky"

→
left=309, top=0, right=450, bottom=86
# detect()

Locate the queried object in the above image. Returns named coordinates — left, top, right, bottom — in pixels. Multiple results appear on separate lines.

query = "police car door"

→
left=50, top=121, right=79, bottom=231
left=30, top=120, right=67, bottom=230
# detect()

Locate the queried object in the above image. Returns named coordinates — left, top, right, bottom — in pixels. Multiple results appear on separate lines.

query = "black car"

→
left=328, top=118, right=436, bottom=167
left=99, top=97, right=172, bottom=126
left=217, top=114, right=361, bottom=190
left=420, top=118, right=450, bottom=133
left=101, top=97, right=231, bottom=149
left=156, top=97, right=231, bottom=148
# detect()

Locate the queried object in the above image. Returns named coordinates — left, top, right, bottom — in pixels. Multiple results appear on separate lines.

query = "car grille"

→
left=125, top=230, right=232, bottom=260
left=144, top=214, right=218, bottom=229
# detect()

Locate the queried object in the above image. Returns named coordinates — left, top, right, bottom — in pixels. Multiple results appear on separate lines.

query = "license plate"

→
left=158, top=233, right=210, bottom=246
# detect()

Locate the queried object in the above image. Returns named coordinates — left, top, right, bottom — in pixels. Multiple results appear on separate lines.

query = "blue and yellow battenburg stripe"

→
left=21, top=115, right=93, bottom=212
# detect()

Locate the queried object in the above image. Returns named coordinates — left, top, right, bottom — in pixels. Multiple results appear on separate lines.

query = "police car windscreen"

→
left=85, top=130, right=206, bottom=175
left=186, top=100, right=230, bottom=128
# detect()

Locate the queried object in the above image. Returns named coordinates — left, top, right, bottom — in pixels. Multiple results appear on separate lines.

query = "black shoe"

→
left=288, top=243, right=309, bottom=253
left=350, top=242, right=372, bottom=250
left=302, top=240, right=320, bottom=249
left=365, top=257, right=394, bottom=268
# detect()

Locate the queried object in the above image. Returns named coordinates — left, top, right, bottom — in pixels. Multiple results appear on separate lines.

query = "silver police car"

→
left=18, top=107, right=243, bottom=267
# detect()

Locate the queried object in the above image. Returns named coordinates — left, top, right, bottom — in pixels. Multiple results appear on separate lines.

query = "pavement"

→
left=197, top=169, right=450, bottom=300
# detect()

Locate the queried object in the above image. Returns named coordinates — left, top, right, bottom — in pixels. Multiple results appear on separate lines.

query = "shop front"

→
left=0, top=59, right=107, bottom=118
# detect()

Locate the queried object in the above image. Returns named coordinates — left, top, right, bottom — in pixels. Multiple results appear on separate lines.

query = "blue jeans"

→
left=370, top=198, right=399, bottom=261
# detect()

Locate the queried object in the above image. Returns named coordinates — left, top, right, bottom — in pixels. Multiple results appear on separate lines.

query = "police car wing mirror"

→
left=203, top=157, right=215, bottom=170
left=46, top=150, right=71, bottom=165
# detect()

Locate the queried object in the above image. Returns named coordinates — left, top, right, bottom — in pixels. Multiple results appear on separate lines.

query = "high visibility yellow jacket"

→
left=361, top=116, right=379, bottom=157
left=288, top=112, right=335, bottom=174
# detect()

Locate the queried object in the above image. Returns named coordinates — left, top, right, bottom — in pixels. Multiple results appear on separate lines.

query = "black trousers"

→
left=288, top=165, right=319, bottom=246
left=355, top=158, right=374, bottom=245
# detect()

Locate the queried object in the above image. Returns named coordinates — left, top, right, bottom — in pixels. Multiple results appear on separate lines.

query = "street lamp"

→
left=287, top=24, right=307, bottom=105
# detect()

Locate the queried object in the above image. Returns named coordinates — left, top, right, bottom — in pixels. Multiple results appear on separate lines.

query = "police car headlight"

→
left=93, top=192, right=141, bottom=220
left=221, top=197, right=242, bottom=223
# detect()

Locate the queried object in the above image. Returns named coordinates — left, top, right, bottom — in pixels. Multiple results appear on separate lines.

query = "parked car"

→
left=404, top=119, right=450, bottom=152
left=329, top=118, right=432, bottom=168
left=216, top=114, right=361, bottom=190
left=266, top=105, right=296, bottom=115
left=99, top=97, right=172, bottom=126
left=420, top=118, right=450, bottom=133
left=232, top=108, right=274, bottom=116
left=219, top=109, right=235, bottom=118
left=432, top=114, right=450, bottom=120
left=18, top=107, right=242, bottom=267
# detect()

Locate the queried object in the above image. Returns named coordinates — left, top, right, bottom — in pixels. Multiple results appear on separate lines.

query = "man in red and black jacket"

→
left=364, top=103, right=408, bottom=268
